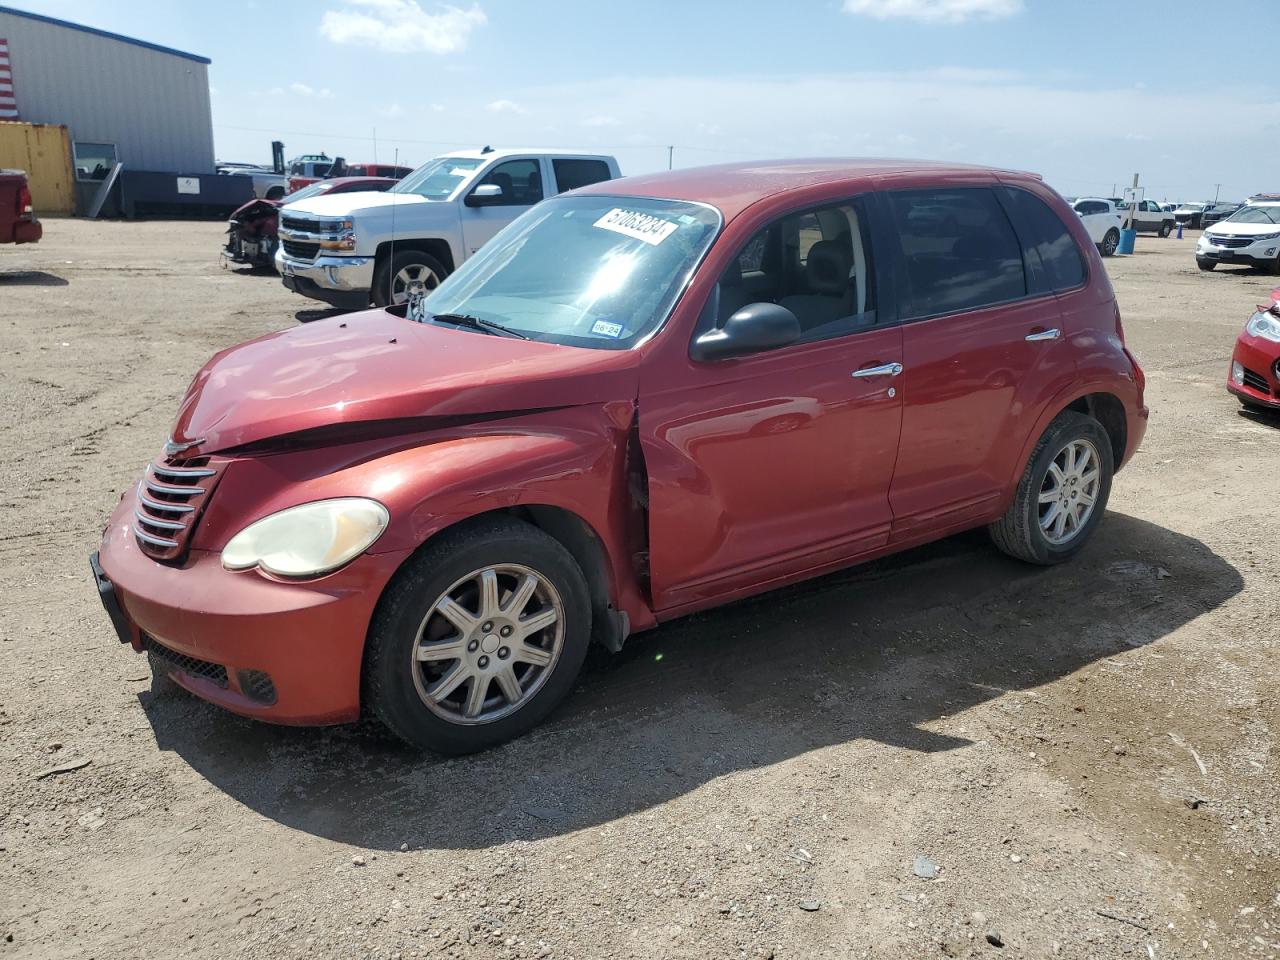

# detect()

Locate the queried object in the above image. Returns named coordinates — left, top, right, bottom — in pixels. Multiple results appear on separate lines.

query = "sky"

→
left=13, top=0, right=1280, bottom=202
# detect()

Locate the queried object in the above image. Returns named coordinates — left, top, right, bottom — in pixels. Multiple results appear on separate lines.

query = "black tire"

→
left=363, top=517, right=592, bottom=754
left=371, top=250, right=449, bottom=308
left=1101, top=229, right=1120, bottom=257
left=265, top=186, right=285, bottom=201
left=1197, top=259, right=1216, bottom=272
left=989, top=411, right=1114, bottom=566
left=1159, top=221, right=1172, bottom=238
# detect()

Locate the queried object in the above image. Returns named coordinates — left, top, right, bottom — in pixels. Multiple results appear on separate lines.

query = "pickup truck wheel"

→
left=265, top=186, right=285, bottom=201
left=989, top=411, right=1114, bottom=566
left=1159, top=221, right=1172, bottom=238
left=1101, top=229, right=1120, bottom=257
left=364, top=517, right=591, bottom=754
left=373, top=250, right=448, bottom=307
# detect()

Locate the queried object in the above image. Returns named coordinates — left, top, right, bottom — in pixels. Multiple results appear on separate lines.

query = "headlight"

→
left=1252, top=232, right=1280, bottom=242
left=319, top=218, right=357, bottom=251
left=1246, top=309, right=1280, bottom=343
left=222, top=498, right=389, bottom=577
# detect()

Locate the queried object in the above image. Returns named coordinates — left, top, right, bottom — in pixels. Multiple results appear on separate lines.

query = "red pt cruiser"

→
left=92, top=160, right=1149, bottom=754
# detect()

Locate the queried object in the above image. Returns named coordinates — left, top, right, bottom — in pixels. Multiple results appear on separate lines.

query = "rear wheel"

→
left=364, top=517, right=592, bottom=754
left=1159, top=221, right=1172, bottom=238
left=372, top=250, right=448, bottom=307
left=1101, top=229, right=1120, bottom=257
left=989, top=411, right=1114, bottom=566
left=265, top=186, right=285, bottom=201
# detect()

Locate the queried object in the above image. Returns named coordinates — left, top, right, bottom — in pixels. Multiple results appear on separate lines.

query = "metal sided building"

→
left=0, top=6, right=240, bottom=215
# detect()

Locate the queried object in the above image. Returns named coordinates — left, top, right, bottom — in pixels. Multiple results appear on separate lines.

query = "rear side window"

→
left=886, top=188, right=1026, bottom=319
left=553, top=159, right=613, bottom=192
left=1001, top=187, right=1086, bottom=293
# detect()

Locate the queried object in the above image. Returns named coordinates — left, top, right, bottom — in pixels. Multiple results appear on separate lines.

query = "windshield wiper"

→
left=427, top=312, right=529, bottom=340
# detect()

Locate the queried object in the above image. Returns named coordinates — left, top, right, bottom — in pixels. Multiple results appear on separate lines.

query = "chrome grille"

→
left=281, top=239, right=319, bottom=260
left=133, top=455, right=226, bottom=561
left=1210, top=235, right=1254, bottom=249
left=281, top=215, right=325, bottom=234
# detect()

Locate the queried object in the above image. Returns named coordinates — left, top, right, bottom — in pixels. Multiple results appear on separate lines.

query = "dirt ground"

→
left=1, top=219, right=1277, bottom=960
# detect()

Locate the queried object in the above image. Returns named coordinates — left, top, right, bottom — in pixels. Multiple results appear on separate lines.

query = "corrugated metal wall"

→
left=0, top=120, right=74, bottom=213
left=0, top=10, right=214, bottom=175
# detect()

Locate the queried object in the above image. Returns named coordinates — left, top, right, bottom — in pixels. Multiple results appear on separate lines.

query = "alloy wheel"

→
left=1038, top=439, right=1101, bottom=545
left=391, top=263, right=440, bottom=305
left=411, top=564, right=565, bottom=725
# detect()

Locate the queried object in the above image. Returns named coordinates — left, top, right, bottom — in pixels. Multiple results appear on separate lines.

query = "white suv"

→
left=276, top=148, right=620, bottom=309
left=1196, top=202, right=1280, bottom=273
left=1071, top=198, right=1123, bottom=257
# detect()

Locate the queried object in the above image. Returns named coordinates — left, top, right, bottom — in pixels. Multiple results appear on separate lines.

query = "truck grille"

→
left=1210, top=236, right=1254, bottom=249
left=282, top=239, right=320, bottom=260
left=281, top=215, right=325, bottom=234
left=133, top=456, right=227, bottom=562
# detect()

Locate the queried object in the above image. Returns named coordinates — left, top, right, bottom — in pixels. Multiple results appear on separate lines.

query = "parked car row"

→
left=98, top=155, right=1150, bottom=754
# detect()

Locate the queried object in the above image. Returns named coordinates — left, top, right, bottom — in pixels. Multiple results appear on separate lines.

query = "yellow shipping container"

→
left=0, top=120, right=75, bottom=215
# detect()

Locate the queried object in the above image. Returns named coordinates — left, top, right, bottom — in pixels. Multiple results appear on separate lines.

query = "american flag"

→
left=0, top=39, right=18, bottom=120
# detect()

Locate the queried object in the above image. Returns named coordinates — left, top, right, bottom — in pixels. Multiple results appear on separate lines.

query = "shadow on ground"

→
left=0, top=270, right=68, bottom=286
left=295, top=307, right=350, bottom=323
left=140, top=512, right=1241, bottom=850
left=1238, top=404, right=1280, bottom=427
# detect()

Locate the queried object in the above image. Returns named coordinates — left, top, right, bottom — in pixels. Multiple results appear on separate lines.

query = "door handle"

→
left=851, top=362, right=903, bottom=378
left=1025, top=328, right=1061, bottom=342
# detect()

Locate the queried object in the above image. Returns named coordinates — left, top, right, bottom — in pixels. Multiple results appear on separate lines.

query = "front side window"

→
left=1002, top=187, right=1086, bottom=293
left=392, top=156, right=486, bottom=200
left=702, top=199, right=877, bottom=343
left=73, top=142, right=117, bottom=181
left=553, top=158, right=613, bottom=192
left=475, top=159, right=544, bottom=206
left=416, top=196, right=721, bottom=349
left=886, top=187, right=1026, bottom=320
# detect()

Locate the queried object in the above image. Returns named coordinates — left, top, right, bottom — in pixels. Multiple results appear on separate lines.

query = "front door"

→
left=642, top=196, right=905, bottom=613
left=460, top=157, right=546, bottom=258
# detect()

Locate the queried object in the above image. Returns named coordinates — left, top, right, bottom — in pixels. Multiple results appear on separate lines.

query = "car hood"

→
left=170, top=310, right=640, bottom=453
left=281, top=190, right=430, bottom=217
left=1204, top=220, right=1280, bottom=237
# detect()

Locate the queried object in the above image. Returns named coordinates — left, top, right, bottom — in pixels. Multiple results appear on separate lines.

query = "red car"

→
left=0, top=169, right=41, bottom=244
left=1229, top=287, right=1280, bottom=411
left=93, top=159, right=1148, bottom=754
left=222, top=176, right=397, bottom=269
left=286, top=162, right=414, bottom=195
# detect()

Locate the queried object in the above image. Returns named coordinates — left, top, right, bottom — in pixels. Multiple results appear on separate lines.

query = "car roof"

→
left=573, top=158, right=1042, bottom=221
left=1075, top=196, right=1112, bottom=203
left=440, top=148, right=614, bottom=161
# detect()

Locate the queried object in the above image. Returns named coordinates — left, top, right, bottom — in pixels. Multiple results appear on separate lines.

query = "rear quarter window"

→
left=885, top=187, right=1027, bottom=320
left=1001, top=187, right=1087, bottom=294
left=553, top=159, right=614, bottom=192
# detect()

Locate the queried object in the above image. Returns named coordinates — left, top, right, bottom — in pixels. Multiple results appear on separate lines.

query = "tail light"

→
left=17, top=183, right=33, bottom=222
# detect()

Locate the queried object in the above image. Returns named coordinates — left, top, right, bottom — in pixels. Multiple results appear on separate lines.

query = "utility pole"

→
left=1123, top=173, right=1139, bottom=230
left=1214, top=183, right=1221, bottom=203
left=667, top=145, right=674, bottom=170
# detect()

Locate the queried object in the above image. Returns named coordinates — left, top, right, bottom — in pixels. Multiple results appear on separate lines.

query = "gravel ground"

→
left=0, top=220, right=1277, bottom=960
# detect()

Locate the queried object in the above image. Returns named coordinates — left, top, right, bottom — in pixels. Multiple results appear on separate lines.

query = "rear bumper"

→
left=13, top=219, right=41, bottom=244
left=94, top=494, right=409, bottom=725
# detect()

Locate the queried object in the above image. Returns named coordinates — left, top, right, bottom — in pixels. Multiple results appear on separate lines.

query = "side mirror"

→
left=690, top=302, right=801, bottom=362
left=465, top=183, right=504, bottom=207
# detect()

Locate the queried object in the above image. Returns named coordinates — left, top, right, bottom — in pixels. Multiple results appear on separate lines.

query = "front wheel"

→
left=372, top=250, right=448, bottom=307
left=1101, top=229, right=1120, bottom=257
left=1197, top=259, right=1216, bottom=272
left=363, top=517, right=592, bottom=754
left=989, top=411, right=1114, bottom=565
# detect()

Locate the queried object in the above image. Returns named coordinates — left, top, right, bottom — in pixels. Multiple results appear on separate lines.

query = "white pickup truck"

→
left=276, top=148, right=621, bottom=309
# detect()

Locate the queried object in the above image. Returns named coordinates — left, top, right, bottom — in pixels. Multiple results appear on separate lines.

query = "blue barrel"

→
left=1117, top=228, right=1137, bottom=255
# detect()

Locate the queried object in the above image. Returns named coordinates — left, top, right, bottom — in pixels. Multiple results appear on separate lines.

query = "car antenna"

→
left=388, top=147, right=398, bottom=308
left=481, top=144, right=493, bottom=154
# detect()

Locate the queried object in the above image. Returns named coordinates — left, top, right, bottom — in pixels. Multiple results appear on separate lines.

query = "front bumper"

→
left=93, top=490, right=409, bottom=725
left=1197, top=236, right=1280, bottom=265
left=1228, top=333, right=1280, bottom=408
left=276, top=247, right=374, bottom=309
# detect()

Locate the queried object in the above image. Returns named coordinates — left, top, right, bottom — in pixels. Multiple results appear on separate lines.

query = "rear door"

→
left=879, top=183, right=1076, bottom=540
left=460, top=157, right=547, bottom=258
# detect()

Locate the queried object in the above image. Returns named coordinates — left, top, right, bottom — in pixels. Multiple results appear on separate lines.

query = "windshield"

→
left=1179, top=203, right=1205, bottom=211
left=391, top=156, right=486, bottom=200
left=282, top=181, right=335, bottom=203
left=1225, top=205, right=1280, bottom=225
left=414, top=195, right=722, bottom=349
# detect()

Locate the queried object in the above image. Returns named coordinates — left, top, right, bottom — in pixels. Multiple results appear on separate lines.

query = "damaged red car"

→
left=1229, top=287, right=1280, bottom=411
left=222, top=176, right=397, bottom=269
left=93, top=159, right=1148, bottom=754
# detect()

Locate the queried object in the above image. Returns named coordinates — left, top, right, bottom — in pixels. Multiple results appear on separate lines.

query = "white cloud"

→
left=321, top=0, right=486, bottom=54
left=290, top=82, right=333, bottom=98
left=582, top=115, right=621, bottom=127
left=842, top=0, right=1022, bottom=23
left=379, top=103, right=405, bottom=118
left=486, top=99, right=525, bottom=114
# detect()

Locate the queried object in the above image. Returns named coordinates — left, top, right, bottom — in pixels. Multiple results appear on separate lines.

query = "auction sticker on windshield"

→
left=590, top=319, right=624, bottom=338
left=594, top=208, right=678, bottom=246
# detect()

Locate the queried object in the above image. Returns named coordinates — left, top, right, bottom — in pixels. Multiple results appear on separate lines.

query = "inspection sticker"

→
left=593, top=208, right=678, bottom=246
left=590, top=319, right=624, bottom=338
